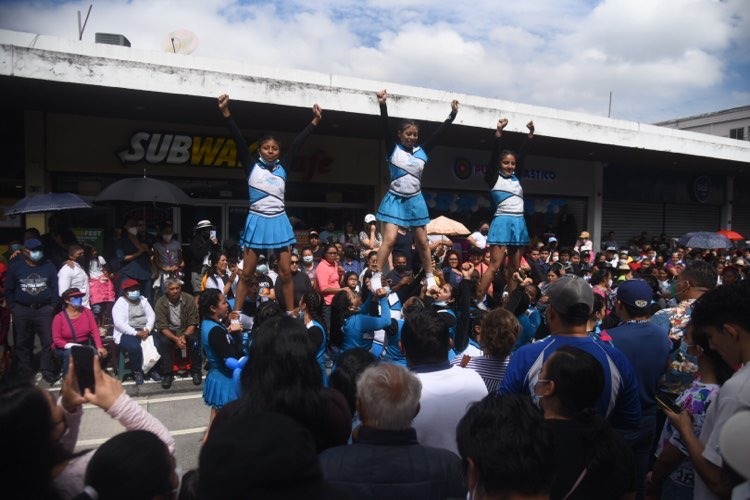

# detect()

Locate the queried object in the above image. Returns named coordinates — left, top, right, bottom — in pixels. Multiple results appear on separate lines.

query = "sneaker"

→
left=134, top=372, right=145, bottom=386
left=149, top=371, right=163, bottom=382
left=192, top=372, right=202, bottom=386
left=161, top=374, right=174, bottom=389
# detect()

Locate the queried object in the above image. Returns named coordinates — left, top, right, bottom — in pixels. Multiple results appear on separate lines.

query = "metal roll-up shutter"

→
left=664, top=203, right=721, bottom=239
left=731, top=205, right=750, bottom=242
left=601, top=201, right=665, bottom=249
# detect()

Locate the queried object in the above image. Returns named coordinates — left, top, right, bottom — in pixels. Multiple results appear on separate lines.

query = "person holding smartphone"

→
left=52, top=288, right=107, bottom=376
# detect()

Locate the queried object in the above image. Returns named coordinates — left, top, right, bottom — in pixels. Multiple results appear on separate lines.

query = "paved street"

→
left=52, top=376, right=208, bottom=473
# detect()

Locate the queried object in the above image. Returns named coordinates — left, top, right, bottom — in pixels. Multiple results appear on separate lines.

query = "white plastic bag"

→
left=141, top=335, right=161, bottom=373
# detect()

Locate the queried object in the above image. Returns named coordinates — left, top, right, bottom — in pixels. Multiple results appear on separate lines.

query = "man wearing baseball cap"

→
left=4, top=238, right=59, bottom=383
left=500, top=275, right=641, bottom=430
left=605, top=279, right=672, bottom=497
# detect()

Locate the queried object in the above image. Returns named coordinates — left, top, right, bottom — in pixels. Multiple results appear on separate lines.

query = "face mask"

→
left=551, top=255, right=559, bottom=262
left=70, top=297, right=83, bottom=307
left=126, top=290, right=141, bottom=301
left=595, top=319, right=602, bottom=328
left=256, top=264, right=269, bottom=274
left=29, top=250, right=44, bottom=262
left=162, top=234, right=173, bottom=242
left=395, top=265, right=407, bottom=273
left=298, top=309, right=306, bottom=322
left=75, top=255, right=86, bottom=265
left=480, top=229, right=489, bottom=236
left=434, top=300, right=448, bottom=307
left=607, top=279, right=613, bottom=288
left=128, top=227, right=138, bottom=236
left=10, top=243, right=21, bottom=252
left=302, top=256, right=313, bottom=264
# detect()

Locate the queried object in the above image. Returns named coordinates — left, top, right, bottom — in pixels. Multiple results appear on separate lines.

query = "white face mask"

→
left=607, top=279, right=613, bottom=288
left=256, top=264, right=269, bottom=274
left=302, top=255, right=313, bottom=264
left=162, top=234, right=173, bottom=242
left=128, top=227, right=138, bottom=236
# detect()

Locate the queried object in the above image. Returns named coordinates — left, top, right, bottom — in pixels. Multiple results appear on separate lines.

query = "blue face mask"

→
left=434, top=300, right=448, bottom=307
left=256, top=264, right=269, bottom=275
left=29, top=250, right=44, bottom=262
left=126, top=290, right=141, bottom=301
left=70, top=297, right=83, bottom=307
left=10, top=243, right=22, bottom=252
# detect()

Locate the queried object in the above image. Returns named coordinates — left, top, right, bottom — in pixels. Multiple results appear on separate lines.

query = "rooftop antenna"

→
left=608, top=91, right=613, bottom=118
left=161, top=29, right=199, bottom=55
left=78, top=5, right=92, bottom=41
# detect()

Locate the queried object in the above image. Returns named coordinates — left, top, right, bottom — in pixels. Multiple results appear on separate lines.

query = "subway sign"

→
left=117, top=132, right=249, bottom=167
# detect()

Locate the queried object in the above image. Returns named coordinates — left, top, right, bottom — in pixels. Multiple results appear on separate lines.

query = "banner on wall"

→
left=73, top=228, right=104, bottom=253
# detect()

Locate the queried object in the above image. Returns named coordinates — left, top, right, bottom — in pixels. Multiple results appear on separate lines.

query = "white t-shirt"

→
left=694, top=362, right=750, bottom=500
left=412, top=365, right=488, bottom=455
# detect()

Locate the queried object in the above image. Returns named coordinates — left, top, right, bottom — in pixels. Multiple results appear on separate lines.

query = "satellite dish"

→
left=161, top=29, right=199, bottom=54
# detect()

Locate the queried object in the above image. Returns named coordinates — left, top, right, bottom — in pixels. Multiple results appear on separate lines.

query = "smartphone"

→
left=209, top=229, right=217, bottom=240
left=655, top=394, right=682, bottom=414
left=71, top=345, right=96, bottom=394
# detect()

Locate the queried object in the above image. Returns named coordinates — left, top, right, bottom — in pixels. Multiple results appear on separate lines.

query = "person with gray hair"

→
left=319, top=363, right=465, bottom=499
left=154, top=277, right=201, bottom=388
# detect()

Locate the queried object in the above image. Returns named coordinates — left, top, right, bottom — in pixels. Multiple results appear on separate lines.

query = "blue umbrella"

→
left=7, top=192, right=92, bottom=215
left=678, top=231, right=732, bottom=249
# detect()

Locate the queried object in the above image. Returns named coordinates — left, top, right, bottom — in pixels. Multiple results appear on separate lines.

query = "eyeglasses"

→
left=290, top=260, right=299, bottom=264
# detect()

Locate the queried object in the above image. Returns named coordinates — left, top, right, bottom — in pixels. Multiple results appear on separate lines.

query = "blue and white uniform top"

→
left=387, top=145, right=428, bottom=198
left=247, top=158, right=287, bottom=216
left=379, top=102, right=456, bottom=198
left=491, top=174, right=524, bottom=217
left=484, top=133, right=533, bottom=218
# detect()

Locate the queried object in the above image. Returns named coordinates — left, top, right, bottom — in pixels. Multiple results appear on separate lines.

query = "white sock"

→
left=370, top=272, right=382, bottom=290
left=425, top=273, right=436, bottom=289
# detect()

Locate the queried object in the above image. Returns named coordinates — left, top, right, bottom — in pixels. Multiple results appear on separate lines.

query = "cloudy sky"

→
left=1, top=0, right=748, bottom=123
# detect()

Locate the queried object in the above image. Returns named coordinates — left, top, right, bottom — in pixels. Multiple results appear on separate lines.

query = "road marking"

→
left=82, top=392, right=203, bottom=409
left=76, top=426, right=208, bottom=446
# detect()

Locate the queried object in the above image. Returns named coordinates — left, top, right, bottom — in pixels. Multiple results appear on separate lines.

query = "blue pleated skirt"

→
left=202, top=369, right=237, bottom=409
left=487, top=214, right=529, bottom=246
left=239, top=211, right=296, bottom=250
left=377, top=192, right=430, bottom=227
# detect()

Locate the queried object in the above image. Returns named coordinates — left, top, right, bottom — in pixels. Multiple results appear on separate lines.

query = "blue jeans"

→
left=118, top=334, right=144, bottom=375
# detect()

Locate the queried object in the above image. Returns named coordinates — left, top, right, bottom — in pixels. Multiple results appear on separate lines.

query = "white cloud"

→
left=0, top=0, right=746, bottom=122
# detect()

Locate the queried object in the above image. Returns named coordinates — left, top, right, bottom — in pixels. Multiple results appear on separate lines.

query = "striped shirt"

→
left=451, top=353, right=510, bottom=393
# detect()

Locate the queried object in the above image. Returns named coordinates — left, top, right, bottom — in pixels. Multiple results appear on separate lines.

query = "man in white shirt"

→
left=402, top=309, right=488, bottom=454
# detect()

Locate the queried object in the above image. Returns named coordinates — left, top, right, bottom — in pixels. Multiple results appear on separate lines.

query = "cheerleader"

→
left=218, top=94, right=321, bottom=316
left=370, top=89, right=458, bottom=293
left=477, top=118, right=535, bottom=300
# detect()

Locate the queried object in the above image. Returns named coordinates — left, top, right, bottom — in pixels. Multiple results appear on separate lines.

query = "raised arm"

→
left=218, top=94, right=253, bottom=178
left=421, top=99, right=459, bottom=153
left=282, top=103, right=322, bottom=166
left=377, top=89, right=396, bottom=153
left=485, top=118, right=508, bottom=186
left=514, top=120, right=535, bottom=179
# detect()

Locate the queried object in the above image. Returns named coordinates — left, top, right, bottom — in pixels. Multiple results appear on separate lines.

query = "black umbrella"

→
left=95, top=176, right=191, bottom=205
left=7, top=192, right=92, bottom=215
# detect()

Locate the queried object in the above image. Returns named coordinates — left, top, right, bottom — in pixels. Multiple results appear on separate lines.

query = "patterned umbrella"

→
left=717, top=229, right=744, bottom=241
left=7, top=192, right=91, bottom=215
left=678, top=231, right=732, bottom=249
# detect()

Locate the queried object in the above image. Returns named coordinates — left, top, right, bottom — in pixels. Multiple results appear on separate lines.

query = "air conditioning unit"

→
left=95, top=33, right=131, bottom=47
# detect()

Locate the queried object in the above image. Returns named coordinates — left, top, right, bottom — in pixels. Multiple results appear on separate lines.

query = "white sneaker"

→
left=370, top=272, right=382, bottom=291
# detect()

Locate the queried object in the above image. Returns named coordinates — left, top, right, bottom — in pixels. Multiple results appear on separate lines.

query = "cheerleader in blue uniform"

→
left=478, top=118, right=535, bottom=300
left=218, top=94, right=321, bottom=315
left=200, top=289, right=243, bottom=424
left=370, top=89, right=458, bottom=292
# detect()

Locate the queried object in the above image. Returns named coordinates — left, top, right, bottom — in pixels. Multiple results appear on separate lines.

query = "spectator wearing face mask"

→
left=112, top=278, right=156, bottom=386
left=5, top=238, right=59, bottom=383
left=58, top=244, right=91, bottom=308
